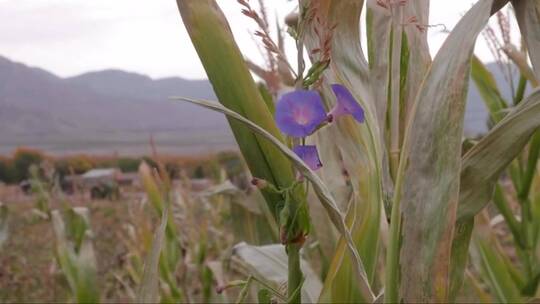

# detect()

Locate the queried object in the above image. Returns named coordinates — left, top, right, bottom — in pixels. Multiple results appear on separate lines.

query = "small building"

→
left=81, top=168, right=121, bottom=185
left=81, top=168, right=122, bottom=199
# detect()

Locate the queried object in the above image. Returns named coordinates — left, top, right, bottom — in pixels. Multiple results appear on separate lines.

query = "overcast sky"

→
left=0, top=0, right=519, bottom=80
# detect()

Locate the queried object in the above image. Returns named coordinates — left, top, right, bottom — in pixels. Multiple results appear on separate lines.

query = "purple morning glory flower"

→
left=329, top=84, right=365, bottom=123
left=293, top=145, right=323, bottom=171
left=275, top=90, right=327, bottom=137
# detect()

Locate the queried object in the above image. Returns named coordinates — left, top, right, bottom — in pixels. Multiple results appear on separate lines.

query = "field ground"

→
left=0, top=188, right=145, bottom=302
left=0, top=181, right=248, bottom=303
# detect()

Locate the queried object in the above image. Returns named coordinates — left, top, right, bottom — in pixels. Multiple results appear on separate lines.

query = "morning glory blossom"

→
left=293, top=145, right=323, bottom=171
left=329, top=84, right=365, bottom=123
left=275, top=90, right=327, bottom=137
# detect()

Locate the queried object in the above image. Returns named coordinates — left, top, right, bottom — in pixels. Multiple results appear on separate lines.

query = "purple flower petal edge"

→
left=293, top=145, right=323, bottom=171
left=330, top=84, right=365, bottom=123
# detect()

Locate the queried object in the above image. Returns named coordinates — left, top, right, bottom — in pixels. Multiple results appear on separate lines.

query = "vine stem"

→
left=288, top=2, right=307, bottom=303
left=287, top=243, right=302, bottom=303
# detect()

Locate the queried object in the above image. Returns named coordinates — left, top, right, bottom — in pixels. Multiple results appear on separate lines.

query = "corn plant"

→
left=26, top=163, right=100, bottom=302
left=175, top=0, right=540, bottom=302
left=29, top=164, right=52, bottom=219
left=0, top=203, right=8, bottom=250
left=463, top=11, right=540, bottom=301
left=136, top=161, right=231, bottom=303
left=137, top=162, right=185, bottom=303
left=51, top=207, right=100, bottom=303
left=200, top=179, right=279, bottom=245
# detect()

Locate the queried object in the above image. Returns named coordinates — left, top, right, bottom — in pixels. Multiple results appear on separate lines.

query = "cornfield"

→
left=2, top=0, right=540, bottom=303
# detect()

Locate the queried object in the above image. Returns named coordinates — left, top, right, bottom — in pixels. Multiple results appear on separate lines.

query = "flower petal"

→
left=275, top=90, right=327, bottom=137
left=293, top=145, right=323, bottom=171
left=330, top=84, right=365, bottom=123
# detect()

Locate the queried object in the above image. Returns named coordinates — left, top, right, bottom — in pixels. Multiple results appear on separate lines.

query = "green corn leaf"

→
left=449, top=219, right=477, bottom=301
left=513, top=0, right=540, bottom=80
left=387, top=0, right=494, bottom=301
left=305, top=2, right=386, bottom=301
left=174, top=97, right=376, bottom=301
left=515, top=74, right=529, bottom=104
left=450, top=88, right=540, bottom=299
left=137, top=163, right=170, bottom=303
left=400, top=0, right=431, bottom=117
left=258, top=83, right=275, bottom=116
left=257, top=289, right=272, bottom=304
left=0, top=203, right=8, bottom=250
left=74, top=235, right=100, bottom=303
left=519, top=132, right=540, bottom=200
left=464, top=269, right=494, bottom=303
left=367, top=0, right=431, bottom=177
left=493, top=184, right=522, bottom=246
left=366, top=0, right=431, bottom=129
left=311, top=86, right=382, bottom=303
left=51, top=209, right=100, bottom=303
left=136, top=205, right=168, bottom=303
left=314, top=0, right=391, bottom=231
left=317, top=190, right=380, bottom=304
left=175, top=0, right=299, bottom=219
left=65, top=208, right=89, bottom=254
left=139, top=161, right=183, bottom=301
left=457, top=88, right=540, bottom=221
left=201, top=180, right=278, bottom=244
left=471, top=56, right=508, bottom=123
left=474, top=240, right=523, bottom=303
left=138, top=161, right=182, bottom=297
left=305, top=185, right=341, bottom=262
left=469, top=213, right=523, bottom=303
left=366, top=0, right=392, bottom=124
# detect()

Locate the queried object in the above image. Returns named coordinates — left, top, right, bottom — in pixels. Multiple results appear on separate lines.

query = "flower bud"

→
left=251, top=177, right=268, bottom=189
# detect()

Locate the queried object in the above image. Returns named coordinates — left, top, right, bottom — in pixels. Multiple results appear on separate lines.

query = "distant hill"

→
left=0, top=55, right=234, bottom=155
left=0, top=55, right=523, bottom=156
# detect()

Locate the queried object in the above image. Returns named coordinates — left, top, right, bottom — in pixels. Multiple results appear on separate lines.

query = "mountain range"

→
left=0, top=55, right=516, bottom=156
left=0, top=55, right=233, bottom=155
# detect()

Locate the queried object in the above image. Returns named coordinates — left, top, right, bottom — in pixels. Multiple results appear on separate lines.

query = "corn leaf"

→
left=200, top=180, right=278, bottom=244
left=52, top=208, right=100, bottom=303
left=136, top=205, right=168, bottom=303
left=471, top=56, right=508, bottom=123
left=311, top=86, right=382, bottom=303
left=137, top=163, right=169, bottom=303
left=0, top=203, right=8, bottom=250
left=457, top=88, right=540, bottom=221
left=469, top=212, right=523, bottom=303
left=366, top=0, right=392, bottom=125
left=388, top=0, right=493, bottom=301
left=305, top=2, right=387, bottom=301
left=400, top=0, right=431, bottom=117
left=175, top=0, right=298, bottom=219
left=473, top=240, right=523, bottom=302
left=367, top=0, right=430, bottom=180
left=232, top=242, right=322, bottom=303
left=450, top=88, right=540, bottom=298
left=305, top=186, right=340, bottom=262
left=513, top=0, right=540, bottom=80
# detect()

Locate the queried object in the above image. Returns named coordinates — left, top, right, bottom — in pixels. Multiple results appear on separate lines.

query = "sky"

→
left=0, top=0, right=519, bottom=80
